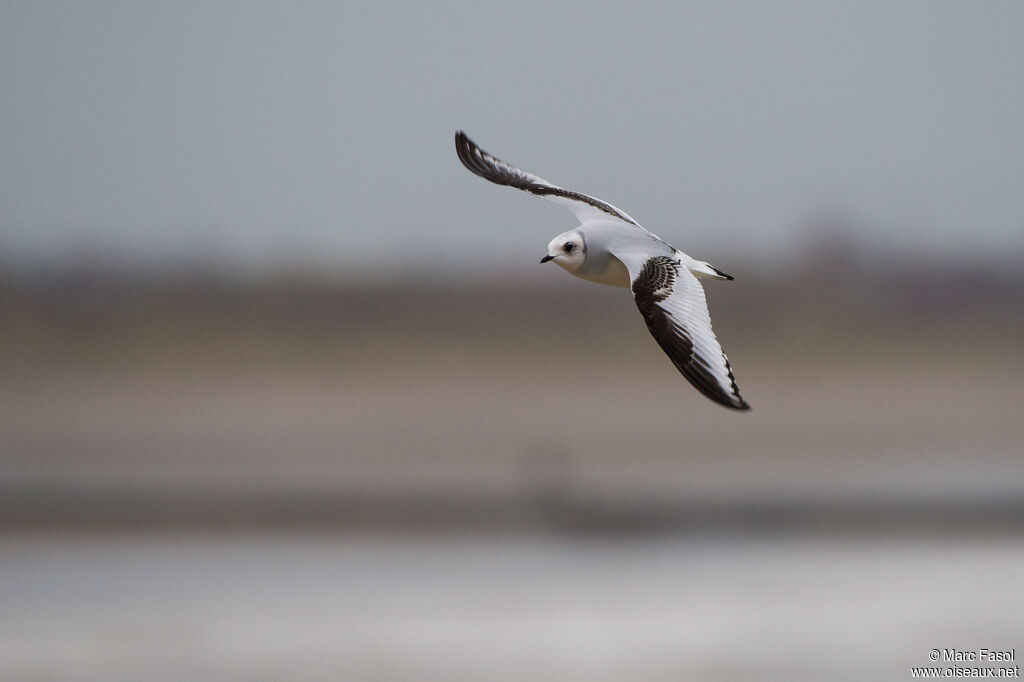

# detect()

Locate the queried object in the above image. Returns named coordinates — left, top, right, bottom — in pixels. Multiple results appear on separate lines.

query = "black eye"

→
left=564, top=242, right=575, bottom=253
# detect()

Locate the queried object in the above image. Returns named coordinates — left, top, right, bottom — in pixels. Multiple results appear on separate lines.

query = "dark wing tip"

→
left=454, top=129, right=480, bottom=173
left=454, top=129, right=502, bottom=183
left=454, top=130, right=537, bottom=194
left=454, top=130, right=477, bottom=168
left=683, top=362, right=750, bottom=411
left=726, top=395, right=752, bottom=411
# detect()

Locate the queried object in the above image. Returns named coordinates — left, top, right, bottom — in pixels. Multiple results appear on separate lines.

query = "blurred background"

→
left=2, top=2, right=1023, bottom=680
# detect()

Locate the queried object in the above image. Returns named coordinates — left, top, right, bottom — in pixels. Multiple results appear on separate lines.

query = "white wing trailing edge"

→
left=616, top=252, right=750, bottom=410
left=455, top=131, right=640, bottom=227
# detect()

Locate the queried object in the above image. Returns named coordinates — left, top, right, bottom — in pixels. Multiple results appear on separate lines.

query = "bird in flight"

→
left=455, top=131, right=750, bottom=411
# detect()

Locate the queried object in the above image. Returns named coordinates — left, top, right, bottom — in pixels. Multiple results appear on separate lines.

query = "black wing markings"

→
left=631, top=256, right=750, bottom=411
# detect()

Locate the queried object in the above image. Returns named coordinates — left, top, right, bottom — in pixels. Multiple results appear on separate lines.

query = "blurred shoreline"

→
left=5, top=483, right=1024, bottom=535
left=3, top=248, right=1023, bottom=534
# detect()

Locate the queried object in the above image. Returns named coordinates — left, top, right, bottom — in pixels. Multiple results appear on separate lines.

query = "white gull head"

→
left=540, top=229, right=586, bottom=274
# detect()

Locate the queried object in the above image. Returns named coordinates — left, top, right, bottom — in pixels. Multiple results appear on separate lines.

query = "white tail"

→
left=683, top=255, right=734, bottom=281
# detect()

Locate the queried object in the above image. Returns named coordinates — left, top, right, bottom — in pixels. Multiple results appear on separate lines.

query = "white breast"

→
left=574, top=252, right=631, bottom=288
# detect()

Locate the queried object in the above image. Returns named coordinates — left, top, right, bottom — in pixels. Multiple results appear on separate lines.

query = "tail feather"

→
left=686, top=258, right=734, bottom=281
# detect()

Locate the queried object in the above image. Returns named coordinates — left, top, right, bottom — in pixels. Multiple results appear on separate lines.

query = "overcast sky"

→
left=2, top=1, right=1022, bottom=274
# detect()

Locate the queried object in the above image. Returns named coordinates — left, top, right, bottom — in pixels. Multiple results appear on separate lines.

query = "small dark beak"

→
left=540, top=255, right=554, bottom=264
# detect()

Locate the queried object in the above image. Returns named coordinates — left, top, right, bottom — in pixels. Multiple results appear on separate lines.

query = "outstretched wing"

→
left=455, top=131, right=640, bottom=227
left=617, top=253, right=750, bottom=410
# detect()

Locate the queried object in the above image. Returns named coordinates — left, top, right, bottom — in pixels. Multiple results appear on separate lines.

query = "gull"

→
left=455, top=131, right=750, bottom=411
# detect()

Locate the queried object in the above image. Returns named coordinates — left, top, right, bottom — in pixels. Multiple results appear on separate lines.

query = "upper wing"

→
left=455, top=131, right=640, bottom=227
left=617, top=252, right=750, bottom=411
